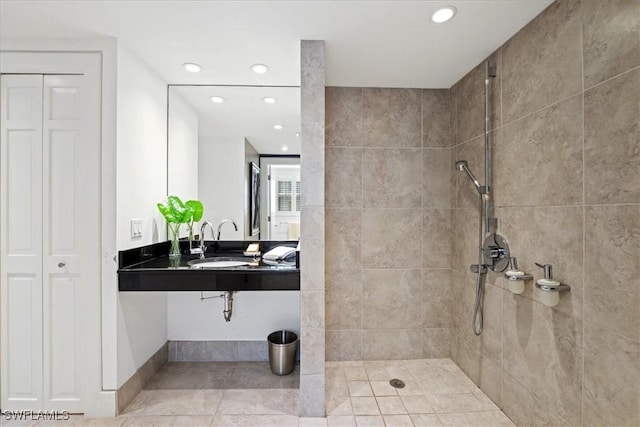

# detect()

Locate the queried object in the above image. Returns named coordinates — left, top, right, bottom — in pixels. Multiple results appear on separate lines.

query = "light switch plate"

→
left=130, top=219, right=143, bottom=239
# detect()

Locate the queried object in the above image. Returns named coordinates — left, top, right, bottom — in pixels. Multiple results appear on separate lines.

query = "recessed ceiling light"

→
left=281, top=145, right=289, bottom=152
left=263, top=97, right=277, bottom=104
left=251, top=63, right=269, bottom=74
left=432, top=6, right=457, bottom=23
left=183, top=62, right=202, bottom=72
left=210, top=96, right=225, bottom=103
left=273, top=124, right=284, bottom=130
left=295, top=132, right=300, bottom=138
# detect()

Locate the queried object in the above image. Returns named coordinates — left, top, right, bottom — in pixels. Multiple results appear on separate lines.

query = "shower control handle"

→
left=486, top=247, right=507, bottom=259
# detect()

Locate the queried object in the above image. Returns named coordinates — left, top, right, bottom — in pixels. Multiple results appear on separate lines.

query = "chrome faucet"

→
left=197, top=221, right=215, bottom=259
left=217, top=218, right=238, bottom=240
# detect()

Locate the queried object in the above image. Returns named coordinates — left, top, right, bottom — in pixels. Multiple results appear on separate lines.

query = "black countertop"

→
left=118, top=240, right=300, bottom=292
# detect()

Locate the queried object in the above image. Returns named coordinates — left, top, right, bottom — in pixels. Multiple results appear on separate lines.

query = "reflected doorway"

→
left=259, top=156, right=300, bottom=240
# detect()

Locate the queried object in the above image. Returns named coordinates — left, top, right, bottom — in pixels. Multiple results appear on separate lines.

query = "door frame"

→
left=0, top=40, right=118, bottom=417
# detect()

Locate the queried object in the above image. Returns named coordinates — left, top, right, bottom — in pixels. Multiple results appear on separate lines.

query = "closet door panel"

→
left=0, top=75, right=44, bottom=410
left=42, top=75, right=87, bottom=411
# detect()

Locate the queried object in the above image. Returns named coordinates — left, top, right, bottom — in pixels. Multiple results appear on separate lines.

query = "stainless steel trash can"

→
left=268, top=330, right=297, bottom=376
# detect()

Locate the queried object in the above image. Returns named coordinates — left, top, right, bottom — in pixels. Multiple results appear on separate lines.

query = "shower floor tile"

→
left=2, top=359, right=515, bottom=426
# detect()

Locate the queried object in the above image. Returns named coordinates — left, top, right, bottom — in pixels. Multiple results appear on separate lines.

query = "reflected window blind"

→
left=277, top=181, right=292, bottom=211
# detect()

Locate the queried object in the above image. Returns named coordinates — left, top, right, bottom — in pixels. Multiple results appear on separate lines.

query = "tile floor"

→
left=2, top=359, right=515, bottom=426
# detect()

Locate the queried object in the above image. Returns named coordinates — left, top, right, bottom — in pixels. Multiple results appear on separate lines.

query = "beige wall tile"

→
left=326, top=147, right=363, bottom=208
left=422, top=90, right=450, bottom=148
left=326, top=330, right=363, bottom=362
left=424, top=149, right=451, bottom=209
left=422, top=269, right=452, bottom=328
left=363, top=148, right=422, bottom=208
left=496, top=95, right=583, bottom=207
left=501, top=206, right=584, bottom=318
left=423, top=209, right=451, bottom=269
left=362, top=329, right=422, bottom=360
left=583, top=321, right=640, bottom=427
left=450, top=208, right=478, bottom=275
left=584, top=68, right=640, bottom=204
left=502, top=0, right=582, bottom=122
left=583, top=0, right=640, bottom=88
left=501, top=373, right=571, bottom=427
left=326, top=87, right=363, bottom=147
left=300, top=384, right=327, bottom=417
left=301, top=122, right=326, bottom=208
left=301, top=40, right=325, bottom=124
left=421, top=328, right=451, bottom=358
left=449, top=84, right=459, bottom=151
left=453, top=336, right=480, bottom=387
left=478, top=352, right=503, bottom=409
left=363, top=88, right=421, bottom=148
left=455, top=281, right=503, bottom=362
left=362, top=209, right=422, bottom=269
left=454, top=50, right=502, bottom=144
left=585, top=205, right=640, bottom=342
left=301, top=207, right=325, bottom=291
left=449, top=270, right=465, bottom=336
left=301, top=327, right=325, bottom=375
left=325, top=208, right=362, bottom=271
left=503, top=295, right=583, bottom=426
left=362, top=269, right=422, bottom=329
left=302, top=291, right=325, bottom=330
left=326, top=270, right=362, bottom=331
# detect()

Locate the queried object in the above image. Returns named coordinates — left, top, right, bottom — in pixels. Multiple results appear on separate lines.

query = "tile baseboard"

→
left=169, top=340, right=272, bottom=362
left=116, top=342, right=168, bottom=414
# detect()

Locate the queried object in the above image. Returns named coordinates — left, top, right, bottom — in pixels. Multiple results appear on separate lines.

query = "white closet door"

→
left=42, top=74, right=95, bottom=412
left=1, top=72, right=98, bottom=413
left=0, top=75, right=45, bottom=411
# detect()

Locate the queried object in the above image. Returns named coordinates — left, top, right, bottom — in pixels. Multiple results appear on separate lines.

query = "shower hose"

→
left=472, top=191, right=486, bottom=336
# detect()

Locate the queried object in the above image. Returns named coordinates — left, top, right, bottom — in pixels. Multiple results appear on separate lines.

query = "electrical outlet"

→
left=130, top=219, right=143, bottom=239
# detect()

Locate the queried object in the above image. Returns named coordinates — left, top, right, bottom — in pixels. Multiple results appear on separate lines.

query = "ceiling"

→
left=170, top=85, right=301, bottom=154
left=0, top=0, right=553, bottom=88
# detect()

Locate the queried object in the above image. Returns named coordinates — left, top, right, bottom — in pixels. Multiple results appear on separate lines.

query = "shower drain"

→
left=389, top=378, right=405, bottom=389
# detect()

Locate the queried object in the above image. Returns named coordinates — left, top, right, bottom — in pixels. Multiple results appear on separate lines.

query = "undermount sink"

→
left=188, top=257, right=251, bottom=269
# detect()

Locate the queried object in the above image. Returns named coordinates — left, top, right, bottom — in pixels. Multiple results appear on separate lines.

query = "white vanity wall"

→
left=197, top=136, right=245, bottom=239
left=168, top=291, right=300, bottom=341
left=168, top=91, right=199, bottom=240
left=116, top=46, right=168, bottom=387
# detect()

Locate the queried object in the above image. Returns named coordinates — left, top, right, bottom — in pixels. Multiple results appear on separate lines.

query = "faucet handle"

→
left=535, top=262, right=553, bottom=280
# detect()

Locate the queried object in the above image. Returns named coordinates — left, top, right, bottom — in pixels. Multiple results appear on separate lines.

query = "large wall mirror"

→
left=168, top=85, right=301, bottom=240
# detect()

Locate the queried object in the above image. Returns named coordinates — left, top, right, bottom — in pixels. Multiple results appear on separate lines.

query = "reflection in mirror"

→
left=168, top=85, right=300, bottom=240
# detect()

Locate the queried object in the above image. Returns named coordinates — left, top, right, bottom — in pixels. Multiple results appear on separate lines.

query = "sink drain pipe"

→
left=200, top=291, right=234, bottom=322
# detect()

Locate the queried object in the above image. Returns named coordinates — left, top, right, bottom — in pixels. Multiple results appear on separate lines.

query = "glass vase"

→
left=168, top=223, right=181, bottom=259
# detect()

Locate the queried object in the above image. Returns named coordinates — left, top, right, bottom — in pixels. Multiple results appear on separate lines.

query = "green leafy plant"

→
left=184, top=199, right=204, bottom=241
left=157, top=195, right=204, bottom=257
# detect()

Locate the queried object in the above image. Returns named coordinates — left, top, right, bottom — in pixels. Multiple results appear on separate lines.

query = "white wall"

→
left=198, top=136, right=244, bottom=239
left=168, top=291, right=300, bottom=340
left=168, top=92, right=199, bottom=240
left=116, top=46, right=168, bottom=387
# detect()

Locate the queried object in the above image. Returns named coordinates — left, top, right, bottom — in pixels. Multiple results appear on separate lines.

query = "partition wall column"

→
left=299, top=40, right=326, bottom=417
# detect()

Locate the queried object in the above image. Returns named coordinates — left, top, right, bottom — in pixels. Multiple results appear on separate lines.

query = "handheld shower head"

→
left=455, top=160, right=481, bottom=191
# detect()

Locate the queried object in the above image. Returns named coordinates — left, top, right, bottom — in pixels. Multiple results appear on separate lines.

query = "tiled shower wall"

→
left=450, top=0, right=639, bottom=426
left=324, top=87, right=452, bottom=361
